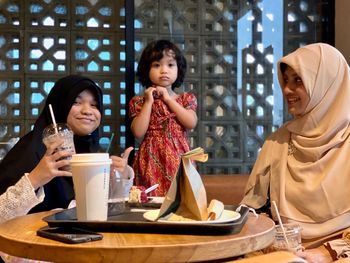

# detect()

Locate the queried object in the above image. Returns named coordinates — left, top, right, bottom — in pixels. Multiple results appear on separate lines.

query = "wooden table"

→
left=0, top=211, right=275, bottom=263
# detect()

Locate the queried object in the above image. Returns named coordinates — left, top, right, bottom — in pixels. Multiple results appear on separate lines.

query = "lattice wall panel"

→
left=283, top=0, right=331, bottom=119
left=201, top=37, right=237, bottom=78
left=0, top=122, right=22, bottom=161
left=159, top=1, right=201, bottom=34
left=0, top=77, right=24, bottom=119
left=0, top=121, right=23, bottom=141
left=71, top=1, right=124, bottom=30
left=0, top=0, right=126, bottom=161
left=201, top=79, right=240, bottom=120
left=71, top=32, right=123, bottom=74
left=24, top=0, right=70, bottom=29
left=24, top=76, right=56, bottom=121
left=25, top=31, right=70, bottom=73
left=0, top=31, right=22, bottom=73
left=94, top=76, right=127, bottom=152
left=197, top=120, right=248, bottom=173
left=134, top=0, right=331, bottom=174
left=201, top=0, right=238, bottom=35
left=241, top=44, right=274, bottom=141
left=203, top=120, right=244, bottom=159
left=135, top=1, right=240, bottom=174
left=284, top=0, right=322, bottom=54
left=0, top=0, right=23, bottom=29
left=0, top=0, right=334, bottom=168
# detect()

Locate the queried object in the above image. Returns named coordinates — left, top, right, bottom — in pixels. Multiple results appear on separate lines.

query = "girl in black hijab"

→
left=0, top=75, right=132, bottom=213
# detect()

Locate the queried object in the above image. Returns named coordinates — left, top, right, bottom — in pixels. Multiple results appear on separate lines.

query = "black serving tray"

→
left=42, top=204, right=249, bottom=235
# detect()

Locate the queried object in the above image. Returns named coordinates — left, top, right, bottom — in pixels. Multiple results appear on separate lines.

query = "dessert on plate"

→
left=128, top=186, right=148, bottom=204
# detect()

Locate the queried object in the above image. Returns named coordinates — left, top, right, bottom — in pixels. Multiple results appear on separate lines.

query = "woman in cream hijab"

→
left=241, top=43, right=350, bottom=262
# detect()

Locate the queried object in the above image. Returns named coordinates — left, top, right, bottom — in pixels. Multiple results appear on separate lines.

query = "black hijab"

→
left=0, top=75, right=103, bottom=212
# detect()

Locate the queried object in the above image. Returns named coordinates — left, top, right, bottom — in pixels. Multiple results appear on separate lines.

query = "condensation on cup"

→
left=42, top=123, right=75, bottom=171
left=273, top=223, right=302, bottom=252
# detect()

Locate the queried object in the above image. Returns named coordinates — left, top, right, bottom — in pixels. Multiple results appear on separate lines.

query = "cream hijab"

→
left=241, top=43, right=350, bottom=239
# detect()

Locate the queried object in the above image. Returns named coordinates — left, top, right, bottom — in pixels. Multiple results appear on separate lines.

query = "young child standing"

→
left=129, top=39, right=198, bottom=196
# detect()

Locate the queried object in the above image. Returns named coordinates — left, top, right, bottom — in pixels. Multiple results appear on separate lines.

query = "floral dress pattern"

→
left=129, top=92, right=197, bottom=196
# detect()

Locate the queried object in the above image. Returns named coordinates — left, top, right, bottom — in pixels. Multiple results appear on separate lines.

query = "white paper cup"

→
left=70, top=153, right=111, bottom=221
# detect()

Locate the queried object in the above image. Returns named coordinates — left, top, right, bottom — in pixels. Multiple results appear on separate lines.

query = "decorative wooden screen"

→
left=0, top=0, right=334, bottom=174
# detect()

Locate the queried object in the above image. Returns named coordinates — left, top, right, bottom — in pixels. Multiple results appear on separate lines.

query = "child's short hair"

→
left=136, top=39, right=187, bottom=90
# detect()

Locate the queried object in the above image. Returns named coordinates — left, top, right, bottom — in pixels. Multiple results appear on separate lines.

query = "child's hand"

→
left=144, top=87, right=156, bottom=103
left=154, top=86, right=171, bottom=102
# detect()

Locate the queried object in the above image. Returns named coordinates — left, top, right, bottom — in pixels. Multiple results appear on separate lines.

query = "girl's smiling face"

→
left=281, top=65, right=310, bottom=117
left=67, top=89, right=101, bottom=136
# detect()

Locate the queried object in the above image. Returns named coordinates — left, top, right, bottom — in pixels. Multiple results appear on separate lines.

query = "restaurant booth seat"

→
left=201, top=174, right=249, bottom=205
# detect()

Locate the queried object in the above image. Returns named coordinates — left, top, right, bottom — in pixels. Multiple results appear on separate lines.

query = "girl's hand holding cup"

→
left=28, top=139, right=72, bottom=190
left=42, top=123, right=76, bottom=171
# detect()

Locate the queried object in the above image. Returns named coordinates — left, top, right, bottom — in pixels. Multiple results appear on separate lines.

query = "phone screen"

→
left=37, top=226, right=103, bottom=244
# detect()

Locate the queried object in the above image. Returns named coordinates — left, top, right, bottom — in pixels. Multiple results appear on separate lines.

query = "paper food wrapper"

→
left=157, top=147, right=209, bottom=221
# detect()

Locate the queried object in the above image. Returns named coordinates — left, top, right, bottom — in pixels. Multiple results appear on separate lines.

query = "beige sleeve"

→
left=324, top=229, right=350, bottom=260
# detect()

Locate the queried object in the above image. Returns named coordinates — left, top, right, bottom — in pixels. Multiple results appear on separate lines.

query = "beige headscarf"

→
left=241, top=43, right=350, bottom=239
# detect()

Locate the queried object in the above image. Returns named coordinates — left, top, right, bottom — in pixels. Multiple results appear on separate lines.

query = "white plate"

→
left=143, top=209, right=241, bottom=224
left=148, top=196, right=165, bottom=204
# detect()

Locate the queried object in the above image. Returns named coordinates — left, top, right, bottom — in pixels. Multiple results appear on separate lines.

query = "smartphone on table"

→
left=37, top=226, right=103, bottom=244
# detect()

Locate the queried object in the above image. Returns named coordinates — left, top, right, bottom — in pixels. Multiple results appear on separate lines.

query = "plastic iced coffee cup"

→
left=108, top=170, right=134, bottom=215
left=273, top=223, right=302, bottom=252
left=70, top=153, right=111, bottom=221
left=42, top=123, right=75, bottom=171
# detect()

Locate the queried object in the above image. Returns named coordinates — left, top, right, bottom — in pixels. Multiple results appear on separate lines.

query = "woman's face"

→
left=67, top=89, right=101, bottom=136
left=281, top=65, right=310, bottom=117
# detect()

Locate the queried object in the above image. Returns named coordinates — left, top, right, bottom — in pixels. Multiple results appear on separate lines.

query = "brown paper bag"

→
left=157, top=147, right=209, bottom=221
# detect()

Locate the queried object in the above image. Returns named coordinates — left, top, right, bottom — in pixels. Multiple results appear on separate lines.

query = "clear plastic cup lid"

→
left=43, top=123, right=72, bottom=137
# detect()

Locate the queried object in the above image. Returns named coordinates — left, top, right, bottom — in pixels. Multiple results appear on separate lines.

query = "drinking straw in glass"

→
left=48, top=104, right=58, bottom=134
left=272, top=200, right=290, bottom=248
left=106, top=133, right=115, bottom=153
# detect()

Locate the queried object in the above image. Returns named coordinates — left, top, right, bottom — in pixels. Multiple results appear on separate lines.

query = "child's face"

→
left=67, top=89, right=101, bottom=136
left=149, top=50, right=178, bottom=88
left=281, top=65, right=310, bottom=117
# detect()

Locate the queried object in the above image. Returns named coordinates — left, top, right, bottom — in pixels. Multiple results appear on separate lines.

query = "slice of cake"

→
left=128, top=186, right=148, bottom=203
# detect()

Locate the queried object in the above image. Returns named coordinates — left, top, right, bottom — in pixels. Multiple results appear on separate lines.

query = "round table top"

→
left=0, top=211, right=275, bottom=262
